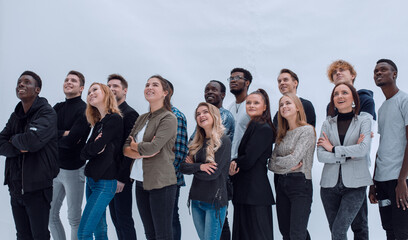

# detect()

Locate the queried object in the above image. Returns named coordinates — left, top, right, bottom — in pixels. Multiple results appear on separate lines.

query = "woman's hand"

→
left=317, top=132, right=334, bottom=152
left=291, top=161, right=303, bottom=171
left=129, top=136, right=138, bottom=151
left=200, top=162, right=218, bottom=175
left=95, top=132, right=102, bottom=141
left=185, top=155, right=194, bottom=164
left=98, top=145, right=106, bottom=154
left=140, top=151, right=159, bottom=158
left=357, top=134, right=365, bottom=144
left=229, top=161, right=240, bottom=176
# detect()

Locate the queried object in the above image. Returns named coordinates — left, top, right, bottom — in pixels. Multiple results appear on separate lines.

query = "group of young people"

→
left=0, top=58, right=406, bottom=240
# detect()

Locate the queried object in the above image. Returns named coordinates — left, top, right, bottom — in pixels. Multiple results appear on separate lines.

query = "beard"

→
left=376, top=82, right=385, bottom=87
left=230, top=88, right=244, bottom=96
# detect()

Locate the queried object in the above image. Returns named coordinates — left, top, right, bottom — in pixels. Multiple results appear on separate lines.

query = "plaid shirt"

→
left=171, top=106, right=188, bottom=186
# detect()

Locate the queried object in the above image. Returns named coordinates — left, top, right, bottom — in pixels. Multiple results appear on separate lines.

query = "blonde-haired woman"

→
left=180, top=102, right=231, bottom=240
left=269, top=93, right=315, bottom=240
left=78, top=83, right=123, bottom=240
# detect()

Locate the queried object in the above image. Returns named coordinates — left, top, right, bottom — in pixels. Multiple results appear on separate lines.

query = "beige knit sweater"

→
left=269, top=125, right=316, bottom=179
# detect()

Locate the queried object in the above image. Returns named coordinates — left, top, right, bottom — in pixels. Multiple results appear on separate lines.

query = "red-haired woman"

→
left=78, top=83, right=123, bottom=240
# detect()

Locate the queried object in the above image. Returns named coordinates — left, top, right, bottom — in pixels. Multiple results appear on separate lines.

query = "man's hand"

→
left=369, top=185, right=378, bottom=204
left=229, top=161, right=240, bottom=176
left=396, top=180, right=408, bottom=210
left=116, top=181, right=125, bottom=193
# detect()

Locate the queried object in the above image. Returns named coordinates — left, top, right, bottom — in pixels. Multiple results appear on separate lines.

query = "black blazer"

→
left=231, top=120, right=275, bottom=205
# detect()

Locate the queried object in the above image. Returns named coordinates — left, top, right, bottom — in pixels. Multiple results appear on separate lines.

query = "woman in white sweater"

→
left=269, top=93, right=316, bottom=240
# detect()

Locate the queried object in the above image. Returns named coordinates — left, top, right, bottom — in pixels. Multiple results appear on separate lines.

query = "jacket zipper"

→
left=21, top=118, right=29, bottom=195
left=21, top=154, right=25, bottom=195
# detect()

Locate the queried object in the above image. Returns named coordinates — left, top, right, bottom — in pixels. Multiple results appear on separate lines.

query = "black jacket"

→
left=0, top=96, right=59, bottom=195
left=180, top=134, right=231, bottom=208
left=81, top=113, right=123, bottom=181
left=116, top=101, right=139, bottom=183
left=231, top=121, right=275, bottom=205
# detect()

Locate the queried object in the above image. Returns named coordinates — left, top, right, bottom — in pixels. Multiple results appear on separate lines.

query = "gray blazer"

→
left=317, top=113, right=373, bottom=188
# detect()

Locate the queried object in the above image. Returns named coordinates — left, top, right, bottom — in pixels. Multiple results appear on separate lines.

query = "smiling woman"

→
left=229, top=88, right=276, bottom=240
left=317, top=83, right=372, bottom=240
left=180, top=102, right=231, bottom=240
left=123, top=75, right=177, bottom=240
left=269, top=93, right=316, bottom=240
left=78, top=82, right=123, bottom=240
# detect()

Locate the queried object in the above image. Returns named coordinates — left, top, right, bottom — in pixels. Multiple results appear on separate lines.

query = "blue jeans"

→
left=109, top=180, right=137, bottom=240
left=321, top=179, right=366, bottom=240
left=136, top=182, right=176, bottom=240
left=49, top=166, right=85, bottom=240
left=275, top=173, right=312, bottom=240
left=78, top=177, right=116, bottom=240
left=191, top=200, right=227, bottom=240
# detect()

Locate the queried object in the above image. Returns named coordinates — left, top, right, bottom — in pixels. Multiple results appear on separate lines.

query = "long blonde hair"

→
left=85, top=82, right=122, bottom=126
left=189, top=102, right=225, bottom=163
left=276, top=93, right=307, bottom=144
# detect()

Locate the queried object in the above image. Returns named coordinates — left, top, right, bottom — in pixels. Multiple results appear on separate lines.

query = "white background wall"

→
left=1, top=0, right=408, bottom=239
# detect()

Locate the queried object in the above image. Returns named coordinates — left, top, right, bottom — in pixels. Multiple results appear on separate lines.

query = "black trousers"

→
left=109, top=180, right=137, bottom=240
left=10, top=187, right=53, bottom=240
left=220, top=209, right=231, bottom=240
left=136, top=181, right=176, bottom=240
left=375, top=179, right=408, bottom=240
left=232, top=204, right=273, bottom=240
left=275, top=173, right=312, bottom=240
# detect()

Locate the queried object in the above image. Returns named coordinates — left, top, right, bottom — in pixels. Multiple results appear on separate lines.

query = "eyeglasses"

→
left=227, top=76, right=246, bottom=82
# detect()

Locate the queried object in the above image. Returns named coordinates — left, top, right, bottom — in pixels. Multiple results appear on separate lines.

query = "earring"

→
left=352, top=102, right=355, bottom=108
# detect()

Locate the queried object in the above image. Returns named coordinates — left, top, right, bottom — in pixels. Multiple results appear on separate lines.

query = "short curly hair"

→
left=327, top=60, right=357, bottom=83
